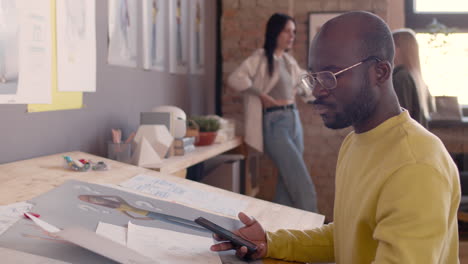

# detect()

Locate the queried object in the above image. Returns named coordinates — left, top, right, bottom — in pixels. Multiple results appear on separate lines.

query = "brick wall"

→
left=222, top=0, right=390, bottom=220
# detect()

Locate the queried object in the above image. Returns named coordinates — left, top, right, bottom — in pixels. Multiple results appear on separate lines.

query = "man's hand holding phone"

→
left=200, top=212, right=268, bottom=260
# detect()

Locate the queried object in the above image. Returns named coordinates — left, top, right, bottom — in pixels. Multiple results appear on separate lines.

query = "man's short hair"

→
left=319, top=11, right=395, bottom=63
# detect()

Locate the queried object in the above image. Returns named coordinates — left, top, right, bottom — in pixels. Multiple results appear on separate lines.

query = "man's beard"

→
left=326, top=75, right=377, bottom=129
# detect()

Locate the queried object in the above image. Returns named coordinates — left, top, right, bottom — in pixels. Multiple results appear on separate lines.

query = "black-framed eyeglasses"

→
left=300, top=56, right=382, bottom=92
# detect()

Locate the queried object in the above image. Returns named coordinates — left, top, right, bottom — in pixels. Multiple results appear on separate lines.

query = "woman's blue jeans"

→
left=263, top=108, right=318, bottom=212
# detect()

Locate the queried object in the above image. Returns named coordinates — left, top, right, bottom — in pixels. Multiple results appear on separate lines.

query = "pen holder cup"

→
left=107, top=142, right=132, bottom=164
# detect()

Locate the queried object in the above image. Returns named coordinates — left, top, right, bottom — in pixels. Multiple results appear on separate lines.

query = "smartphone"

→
left=194, top=217, right=258, bottom=254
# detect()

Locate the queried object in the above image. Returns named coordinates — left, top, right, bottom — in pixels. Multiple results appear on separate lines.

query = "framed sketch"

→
left=189, top=0, right=204, bottom=75
left=308, top=12, right=342, bottom=67
left=169, top=0, right=189, bottom=74
left=142, top=0, right=167, bottom=71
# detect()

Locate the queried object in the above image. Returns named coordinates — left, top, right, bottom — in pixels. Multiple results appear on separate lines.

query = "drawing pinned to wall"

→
left=56, top=0, right=96, bottom=92
left=27, top=0, right=82, bottom=112
left=169, top=0, right=188, bottom=74
left=108, top=0, right=137, bottom=68
left=0, top=0, right=18, bottom=95
left=0, top=0, right=52, bottom=104
left=143, top=0, right=166, bottom=71
left=189, top=0, right=204, bottom=75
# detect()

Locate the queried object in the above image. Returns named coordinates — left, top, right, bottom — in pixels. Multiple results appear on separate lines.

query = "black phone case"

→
left=194, top=217, right=258, bottom=253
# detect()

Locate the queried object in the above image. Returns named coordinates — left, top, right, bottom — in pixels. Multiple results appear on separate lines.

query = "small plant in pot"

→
left=189, top=116, right=220, bottom=146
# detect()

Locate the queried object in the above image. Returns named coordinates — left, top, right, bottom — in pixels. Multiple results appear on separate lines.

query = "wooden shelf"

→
left=141, top=137, right=243, bottom=175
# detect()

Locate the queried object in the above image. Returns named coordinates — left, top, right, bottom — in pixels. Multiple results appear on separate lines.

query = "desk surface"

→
left=141, top=137, right=243, bottom=174
left=0, top=151, right=324, bottom=263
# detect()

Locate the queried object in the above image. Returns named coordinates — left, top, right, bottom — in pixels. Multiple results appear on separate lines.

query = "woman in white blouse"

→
left=227, top=13, right=317, bottom=212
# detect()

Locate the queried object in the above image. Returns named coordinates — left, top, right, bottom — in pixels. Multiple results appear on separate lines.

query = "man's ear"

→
left=374, top=61, right=392, bottom=84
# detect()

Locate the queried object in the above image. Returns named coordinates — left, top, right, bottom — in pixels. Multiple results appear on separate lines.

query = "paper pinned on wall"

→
left=142, top=0, right=167, bottom=71
left=189, top=0, right=204, bottom=75
left=119, top=174, right=248, bottom=217
left=169, top=0, right=189, bottom=74
left=0, top=0, right=52, bottom=104
left=56, top=0, right=96, bottom=92
left=108, top=0, right=138, bottom=68
left=27, top=0, right=83, bottom=112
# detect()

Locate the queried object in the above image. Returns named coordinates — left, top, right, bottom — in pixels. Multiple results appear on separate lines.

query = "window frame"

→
left=405, top=0, right=468, bottom=31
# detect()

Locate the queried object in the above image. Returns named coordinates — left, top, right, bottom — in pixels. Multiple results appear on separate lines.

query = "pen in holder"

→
left=107, top=142, right=132, bottom=164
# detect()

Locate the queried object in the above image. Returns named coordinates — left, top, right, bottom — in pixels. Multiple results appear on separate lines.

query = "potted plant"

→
left=189, top=116, right=220, bottom=146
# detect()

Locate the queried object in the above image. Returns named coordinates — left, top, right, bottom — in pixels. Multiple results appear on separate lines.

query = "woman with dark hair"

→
left=227, top=13, right=317, bottom=212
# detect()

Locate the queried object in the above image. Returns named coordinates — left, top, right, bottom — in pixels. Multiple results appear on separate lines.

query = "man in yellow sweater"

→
left=211, top=11, right=460, bottom=263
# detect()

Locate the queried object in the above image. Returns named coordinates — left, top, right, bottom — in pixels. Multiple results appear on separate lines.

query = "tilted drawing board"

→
left=0, top=180, right=245, bottom=264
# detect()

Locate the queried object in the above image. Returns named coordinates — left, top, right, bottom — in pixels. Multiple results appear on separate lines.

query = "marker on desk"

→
left=63, top=155, right=73, bottom=165
left=73, top=159, right=84, bottom=168
left=24, top=212, right=40, bottom=219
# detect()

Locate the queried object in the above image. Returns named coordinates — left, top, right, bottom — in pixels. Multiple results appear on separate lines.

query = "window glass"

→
left=415, top=0, right=468, bottom=13
left=416, top=33, right=468, bottom=104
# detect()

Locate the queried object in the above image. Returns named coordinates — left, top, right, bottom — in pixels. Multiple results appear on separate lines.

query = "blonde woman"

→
left=392, top=29, right=435, bottom=127
left=228, top=13, right=317, bottom=212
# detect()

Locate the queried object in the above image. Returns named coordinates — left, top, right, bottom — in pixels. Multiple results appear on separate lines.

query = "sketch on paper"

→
left=77, top=194, right=207, bottom=232
left=108, top=0, right=137, bottom=67
left=120, top=174, right=248, bottom=217
left=143, top=0, right=166, bottom=71
left=190, top=0, right=204, bottom=75
left=65, top=0, right=86, bottom=58
left=0, top=0, right=52, bottom=104
left=57, top=0, right=96, bottom=92
left=169, top=0, right=188, bottom=74
left=0, top=0, right=18, bottom=94
left=0, top=180, right=242, bottom=263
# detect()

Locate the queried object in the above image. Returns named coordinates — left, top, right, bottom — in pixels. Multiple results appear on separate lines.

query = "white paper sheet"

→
left=96, top=221, right=127, bottom=246
left=25, top=214, right=154, bottom=264
left=169, top=0, right=188, bottom=74
left=56, top=0, right=96, bottom=92
left=0, top=0, right=52, bottom=104
left=108, top=0, right=138, bottom=67
left=189, top=0, right=204, bottom=75
left=0, top=247, right=71, bottom=264
left=120, top=174, right=248, bottom=217
left=0, top=201, right=33, bottom=235
left=127, top=221, right=221, bottom=264
left=142, top=0, right=166, bottom=71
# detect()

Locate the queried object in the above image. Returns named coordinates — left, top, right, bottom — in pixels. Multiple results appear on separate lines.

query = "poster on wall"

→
left=169, top=0, right=188, bottom=74
left=189, top=0, right=204, bottom=75
left=0, top=0, right=52, bottom=104
left=56, top=0, right=96, bottom=92
left=142, top=0, right=166, bottom=71
left=108, top=0, right=137, bottom=68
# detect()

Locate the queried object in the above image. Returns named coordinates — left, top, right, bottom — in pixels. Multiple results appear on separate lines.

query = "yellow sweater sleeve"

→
left=373, top=163, right=455, bottom=263
left=265, top=223, right=335, bottom=263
